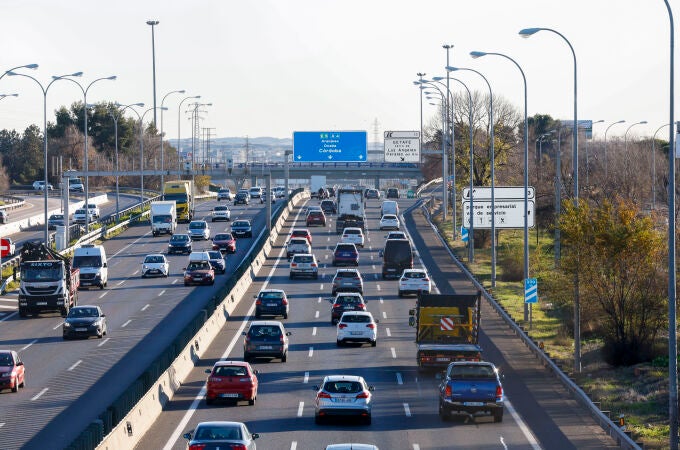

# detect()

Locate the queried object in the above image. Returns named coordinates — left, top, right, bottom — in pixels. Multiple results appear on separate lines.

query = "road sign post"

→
left=525, top=277, right=538, bottom=329
left=461, top=226, right=469, bottom=243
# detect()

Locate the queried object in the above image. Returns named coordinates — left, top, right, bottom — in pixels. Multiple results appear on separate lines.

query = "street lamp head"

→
left=23, top=64, right=39, bottom=70
left=160, top=107, right=169, bottom=111
left=432, top=76, right=445, bottom=81
left=178, top=90, right=186, bottom=94
left=639, top=120, right=648, bottom=125
left=519, top=28, right=542, bottom=38
left=106, top=75, right=117, bottom=80
left=593, top=120, right=604, bottom=124
left=54, top=72, right=83, bottom=79
left=470, top=51, right=487, bottom=59
left=445, top=66, right=459, bottom=72
left=135, top=103, right=145, bottom=107
left=6, top=71, right=18, bottom=77
left=146, top=20, right=159, bottom=25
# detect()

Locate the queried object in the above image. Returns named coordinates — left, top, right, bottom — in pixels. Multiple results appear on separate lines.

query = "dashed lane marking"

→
left=303, top=372, right=309, bottom=383
left=141, top=304, right=150, bottom=311
left=396, top=373, right=403, bottom=385
left=68, top=360, right=82, bottom=371
left=291, top=442, right=298, bottom=450
left=297, top=401, right=304, bottom=417
left=31, top=388, right=48, bottom=401
left=315, top=311, right=319, bottom=318
left=391, top=347, right=396, bottom=359
left=158, top=290, right=166, bottom=297
left=99, top=291, right=108, bottom=298
left=98, top=338, right=110, bottom=347
left=312, top=327, right=317, bottom=336
left=386, top=328, right=391, bottom=337
left=382, top=311, right=387, bottom=319
left=404, top=403, right=412, bottom=417
left=308, top=347, right=314, bottom=357
left=379, top=297, right=384, bottom=304
left=172, top=279, right=178, bottom=284
left=121, top=320, right=131, bottom=328
left=53, top=322, right=63, bottom=330
left=20, top=339, right=37, bottom=351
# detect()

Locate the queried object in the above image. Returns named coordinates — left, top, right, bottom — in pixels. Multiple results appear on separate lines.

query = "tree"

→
left=557, top=198, right=667, bottom=366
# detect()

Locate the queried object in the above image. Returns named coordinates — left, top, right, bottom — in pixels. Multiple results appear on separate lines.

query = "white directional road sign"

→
left=463, top=200, right=535, bottom=229
left=384, top=131, right=420, bottom=162
left=463, top=186, right=534, bottom=200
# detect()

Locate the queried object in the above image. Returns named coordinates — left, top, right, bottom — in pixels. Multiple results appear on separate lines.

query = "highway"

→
left=135, top=194, right=619, bottom=450
left=0, top=196, right=278, bottom=449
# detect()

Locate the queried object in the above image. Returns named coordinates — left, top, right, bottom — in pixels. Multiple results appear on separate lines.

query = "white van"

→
left=72, top=244, right=108, bottom=289
left=381, top=200, right=399, bottom=217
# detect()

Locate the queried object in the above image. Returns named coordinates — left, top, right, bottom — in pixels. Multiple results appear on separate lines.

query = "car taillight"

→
left=332, top=303, right=340, bottom=308
left=212, top=244, right=218, bottom=250
left=353, top=276, right=360, bottom=280
left=496, top=385, right=503, bottom=401
left=317, top=392, right=332, bottom=399
left=280, top=335, right=284, bottom=343
left=357, top=304, right=365, bottom=309
left=282, top=298, right=289, bottom=305
left=356, top=391, right=369, bottom=399
left=311, top=263, right=317, bottom=267
left=291, top=263, right=297, bottom=267
left=256, top=299, right=262, bottom=305
left=366, top=323, right=375, bottom=329
left=227, top=445, right=247, bottom=450
left=445, top=385, right=452, bottom=397
left=338, top=323, right=347, bottom=329
left=189, top=444, right=207, bottom=450
left=424, top=277, right=429, bottom=281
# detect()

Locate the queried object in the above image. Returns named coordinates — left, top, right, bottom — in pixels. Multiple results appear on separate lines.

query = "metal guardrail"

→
left=415, top=199, right=640, bottom=449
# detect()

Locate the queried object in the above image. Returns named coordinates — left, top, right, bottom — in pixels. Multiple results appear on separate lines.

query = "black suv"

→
left=254, top=289, right=289, bottom=319
left=320, top=200, right=337, bottom=214
left=386, top=188, right=400, bottom=199
left=329, top=293, right=367, bottom=324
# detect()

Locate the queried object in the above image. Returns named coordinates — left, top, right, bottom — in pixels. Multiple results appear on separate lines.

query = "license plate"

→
left=464, top=402, right=484, bottom=406
left=75, top=327, right=88, bottom=332
left=333, top=398, right=352, bottom=403
left=258, top=345, right=273, bottom=350
left=36, top=302, right=47, bottom=306
left=219, top=393, right=240, bottom=398
left=436, top=357, right=450, bottom=362
left=350, top=331, right=363, bottom=335
left=82, top=282, right=91, bottom=285
left=266, top=303, right=277, bottom=307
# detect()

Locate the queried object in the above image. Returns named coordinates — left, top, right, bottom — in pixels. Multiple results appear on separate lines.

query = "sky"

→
left=0, top=0, right=675, bottom=142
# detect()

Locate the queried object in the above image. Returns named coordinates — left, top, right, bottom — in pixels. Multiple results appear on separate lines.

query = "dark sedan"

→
left=183, top=261, right=215, bottom=286
left=63, top=305, right=107, bottom=340
left=212, top=232, right=236, bottom=253
left=183, top=421, right=259, bottom=449
left=168, top=234, right=192, bottom=254
left=320, top=200, right=337, bottom=214
left=234, top=192, right=250, bottom=205
left=332, top=243, right=359, bottom=266
left=231, top=220, right=252, bottom=238
left=48, top=214, right=64, bottom=230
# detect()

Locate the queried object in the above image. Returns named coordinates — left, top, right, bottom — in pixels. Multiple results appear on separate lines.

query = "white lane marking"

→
left=500, top=437, right=508, bottom=450
left=372, top=264, right=376, bottom=270
left=319, top=284, right=324, bottom=290
left=317, top=296, right=322, bottom=303
left=133, top=270, right=139, bottom=275
left=327, top=236, right=330, bottom=241
left=0, top=312, right=17, bottom=322
left=382, top=311, right=387, bottom=319
left=308, top=347, right=314, bottom=357
left=141, top=304, right=150, bottom=311
left=0, top=422, right=4, bottom=428
left=0, top=298, right=17, bottom=303
left=413, top=445, right=421, bottom=450
left=386, top=328, right=391, bottom=337
left=404, top=403, right=412, bottom=417
left=380, top=297, right=384, bottom=304
left=110, top=229, right=152, bottom=259
left=303, top=372, right=309, bottom=383
left=32, top=388, right=48, bottom=401
left=370, top=254, right=374, bottom=260
left=396, top=372, right=403, bottom=385
left=312, top=327, right=317, bottom=336
left=506, top=399, right=541, bottom=449
left=68, top=360, right=82, bottom=371
left=391, top=347, right=396, bottom=359
left=121, top=320, right=131, bottom=328
left=20, top=339, right=38, bottom=351
left=374, top=273, right=378, bottom=280
left=158, top=289, right=166, bottom=297
left=315, top=310, right=319, bottom=318
left=376, top=284, right=381, bottom=291
left=99, top=291, right=108, bottom=298
left=297, top=401, right=304, bottom=417
left=325, top=254, right=329, bottom=260
left=172, top=279, right=178, bottom=284
left=53, top=322, right=63, bottom=330
left=163, top=206, right=304, bottom=450
left=117, top=280, right=125, bottom=286
left=291, top=442, right=297, bottom=450
left=98, top=337, right=110, bottom=347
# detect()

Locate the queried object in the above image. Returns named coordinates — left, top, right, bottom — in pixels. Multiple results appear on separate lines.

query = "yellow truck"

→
left=163, top=180, right=194, bottom=223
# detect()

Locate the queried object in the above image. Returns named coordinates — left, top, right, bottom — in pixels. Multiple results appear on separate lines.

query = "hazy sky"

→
left=0, top=0, right=675, bottom=142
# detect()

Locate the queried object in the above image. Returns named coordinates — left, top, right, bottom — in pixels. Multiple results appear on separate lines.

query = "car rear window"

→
left=383, top=215, right=397, bottom=220
left=344, top=229, right=361, bottom=235
left=342, top=314, right=371, bottom=323
left=249, top=325, right=283, bottom=337
left=259, top=291, right=284, bottom=299
left=448, top=365, right=496, bottom=379
left=214, top=234, right=231, bottom=240
left=336, top=271, right=359, bottom=278
left=208, top=251, right=222, bottom=259
left=290, top=238, right=308, bottom=245
left=323, top=381, right=362, bottom=393
left=336, top=244, right=356, bottom=251
left=233, top=221, right=249, bottom=227
left=214, top=206, right=228, bottom=211
left=406, top=271, right=426, bottom=279
left=214, top=366, right=248, bottom=376
left=292, top=230, right=308, bottom=236
left=293, top=255, right=314, bottom=263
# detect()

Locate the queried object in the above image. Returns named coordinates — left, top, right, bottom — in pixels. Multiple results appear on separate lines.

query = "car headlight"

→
left=92, top=318, right=102, bottom=325
left=63, top=322, right=71, bottom=328
left=143, top=265, right=149, bottom=270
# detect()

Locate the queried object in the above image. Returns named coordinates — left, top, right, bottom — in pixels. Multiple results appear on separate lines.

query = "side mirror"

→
left=286, top=331, right=292, bottom=336
left=16, top=361, right=23, bottom=366
left=375, top=319, right=380, bottom=323
left=205, top=369, right=212, bottom=374
left=103, top=262, right=108, bottom=268
left=253, top=295, right=257, bottom=299
left=408, top=316, right=416, bottom=327
left=378, top=250, right=384, bottom=258
left=101, top=314, right=106, bottom=317
left=241, top=331, right=247, bottom=336
left=182, top=267, right=187, bottom=270
left=368, top=385, right=375, bottom=391
left=183, top=432, right=192, bottom=440
left=252, top=433, right=260, bottom=439
left=253, top=369, right=260, bottom=374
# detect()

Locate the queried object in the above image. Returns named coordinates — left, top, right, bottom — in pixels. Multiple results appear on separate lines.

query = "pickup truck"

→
left=286, top=237, right=311, bottom=260
left=437, top=361, right=504, bottom=423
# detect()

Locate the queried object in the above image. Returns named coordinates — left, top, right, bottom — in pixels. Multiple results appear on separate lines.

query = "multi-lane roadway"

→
left=134, top=194, right=619, bottom=450
left=0, top=196, right=277, bottom=449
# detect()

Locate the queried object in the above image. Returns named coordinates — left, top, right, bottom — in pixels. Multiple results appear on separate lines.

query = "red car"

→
left=290, top=228, right=312, bottom=244
left=306, top=210, right=327, bottom=227
left=0, top=350, right=25, bottom=393
left=183, top=261, right=215, bottom=286
left=205, top=360, right=259, bottom=405
left=212, top=232, right=236, bottom=254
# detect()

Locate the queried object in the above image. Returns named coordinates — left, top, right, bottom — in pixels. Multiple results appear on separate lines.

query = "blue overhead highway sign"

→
left=293, top=131, right=367, bottom=162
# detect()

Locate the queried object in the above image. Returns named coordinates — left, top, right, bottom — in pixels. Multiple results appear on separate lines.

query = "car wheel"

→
left=398, top=290, right=403, bottom=298
left=314, top=273, right=319, bottom=280
left=289, top=273, right=294, bottom=280
left=255, top=313, right=261, bottom=319
left=281, top=352, right=287, bottom=363
left=364, top=414, right=372, bottom=425
left=184, top=282, right=189, bottom=286
left=315, top=415, right=323, bottom=425
left=249, top=396, right=256, bottom=406
left=11, top=382, right=18, bottom=393
left=210, top=279, right=215, bottom=285
left=493, top=410, right=504, bottom=423
left=439, top=402, right=449, bottom=421
left=336, top=339, right=342, bottom=347
left=283, top=312, right=288, bottom=319
left=20, top=377, right=25, bottom=388
left=243, top=353, right=250, bottom=362
left=371, top=339, right=377, bottom=347
left=206, top=398, right=214, bottom=405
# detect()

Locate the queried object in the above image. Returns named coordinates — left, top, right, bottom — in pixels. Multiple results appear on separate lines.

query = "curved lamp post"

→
left=651, top=123, right=670, bottom=211
left=177, top=95, right=201, bottom=173
left=0, top=64, right=38, bottom=82
left=586, top=120, right=604, bottom=187
left=7, top=70, right=83, bottom=244
left=0, top=93, right=19, bottom=101
left=126, top=105, right=168, bottom=202
left=471, top=50, right=531, bottom=322
left=446, top=65, right=496, bottom=287
left=604, top=120, right=625, bottom=179
left=59, top=75, right=117, bottom=227
left=160, top=89, right=185, bottom=187
left=624, top=120, right=647, bottom=153
left=111, top=103, right=144, bottom=219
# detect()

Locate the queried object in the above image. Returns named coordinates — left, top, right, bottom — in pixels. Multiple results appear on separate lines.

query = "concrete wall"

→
left=96, top=192, right=307, bottom=450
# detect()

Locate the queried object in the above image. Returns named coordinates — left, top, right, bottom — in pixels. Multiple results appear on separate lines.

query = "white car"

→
left=385, top=231, right=407, bottom=241
left=141, top=254, right=169, bottom=278
left=379, top=214, right=400, bottom=230
left=217, top=189, right=232, bottom=201
left=211, top=205, right=231, bottom=222
left=273, top=186, right=287, bottom=198
left=398, top=268, right=431, bottom=297
left=32, top=180, right=54, bottom=191
left=336, top=311, right=378, bottom=347
left=249, top=187, right=263, bottom=199
left=73, top=208, right=95, bottom=224
left=86, top=203, right=100, bottom=219
left=188, top=220, right=211, bottom=240
left=340, top=227, right=365, bottom=248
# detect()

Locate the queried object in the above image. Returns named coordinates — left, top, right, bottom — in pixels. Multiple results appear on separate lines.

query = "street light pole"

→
left=111, top=103, right=144, bottom=219
left=176, top=95, right=201, bottom=176
left=624, top=120, right=648, bottom=155
left=146, top=20, right=160, bottom=127
left=7, top=70, right=82, bottom=244
left=443, top=44, right=454, bottom=229
left=471, top=50, right=530, bottom=322
left=160, top=89, right=185, bottom=187
left=446, top=66, right=496, bottom=287
left=604, top=120, right=625, bottom=180
left=127, top=105, right=168, bottom=202
left=651, top=123, right=670, bottom=210
left=417, top=72, right=426, bottom=164
left=585, top=120, right=604, bottom=188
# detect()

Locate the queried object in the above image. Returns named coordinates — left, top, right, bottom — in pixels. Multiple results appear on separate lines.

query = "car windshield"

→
left=187, top=262, right=209, bottom=270
left=171, top=235, right=189, bottom=242
left=208, top=251, right=222, bottom=259
left=214, top=206, right=228, bottom=211
left=51, top=215, right=64, bottom=220
left=214, top=366, right=248, bottom=377
left=323, top=381, right=362, bottom=394
left=214, top=234, right=232, bottom=241
left=342, top=314, right=371, bottom=323
left=189, top=222, right=205, bottom=229
left=68, top=307, right=99, bottom=318
left=152, top=215, right=173, bottom=224
left=293, top=255, right=313, bottom=263
left=0, top=353, right=13, bottom=366
left=21, top=265, right=62, bottom=282
left=448, top=365, right=496, bottom=380
left=72, top=255, right=102, bottom=268
left=195, top=424, right=242, bottom=441
left=75, top=209, right=87, bottom=215
left=144, top=255, right=165, bottom=264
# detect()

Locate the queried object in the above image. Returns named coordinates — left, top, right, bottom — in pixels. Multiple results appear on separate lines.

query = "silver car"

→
left=188, top=220, right=211, bottom=240
left=314, top=375, right=375, bottom=425
left=331, top=269, right=364, bottom=295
